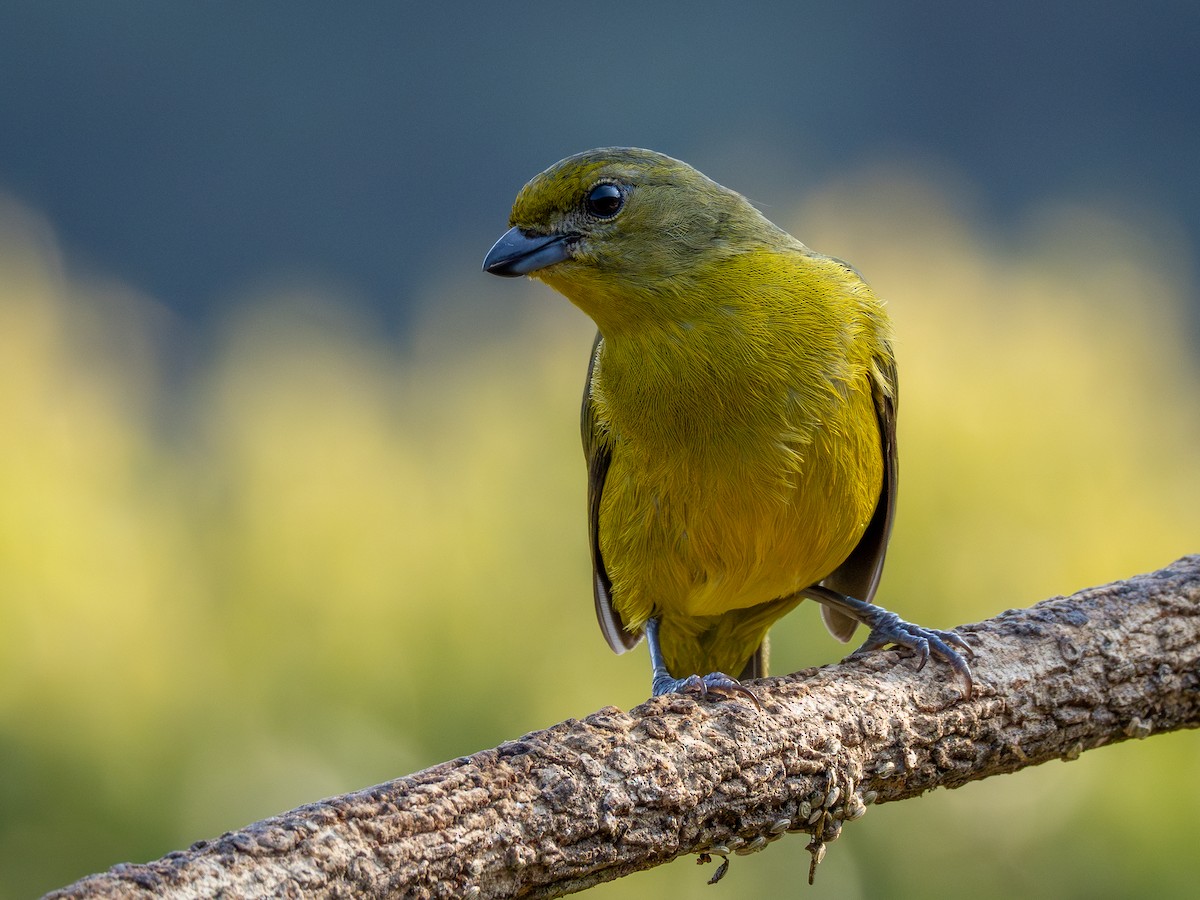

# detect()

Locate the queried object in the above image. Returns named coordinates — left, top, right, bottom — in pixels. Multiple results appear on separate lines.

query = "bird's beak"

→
left=483, top=226, right=573, bottom=277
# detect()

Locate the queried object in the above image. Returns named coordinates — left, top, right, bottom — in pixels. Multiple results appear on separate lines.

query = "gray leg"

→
left=644, top=617, right=762, bottom=709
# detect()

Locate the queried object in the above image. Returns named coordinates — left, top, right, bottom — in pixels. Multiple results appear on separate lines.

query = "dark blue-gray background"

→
left=2, top=1, right=1198, bottom=333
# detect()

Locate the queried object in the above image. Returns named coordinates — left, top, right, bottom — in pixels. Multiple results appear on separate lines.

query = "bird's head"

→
left=483, top=148, right=787, bottom=332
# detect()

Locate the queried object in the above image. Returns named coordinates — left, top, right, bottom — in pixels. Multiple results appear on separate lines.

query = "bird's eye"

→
left=586, top=183, right=624, bottom=218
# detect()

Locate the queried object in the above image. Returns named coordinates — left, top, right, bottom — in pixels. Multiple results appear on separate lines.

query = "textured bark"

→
left=47, top=556, right=1200, bottom=900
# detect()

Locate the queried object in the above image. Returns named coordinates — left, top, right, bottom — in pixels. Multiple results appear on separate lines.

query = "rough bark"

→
left=47, top=556, right=1200, bottom=900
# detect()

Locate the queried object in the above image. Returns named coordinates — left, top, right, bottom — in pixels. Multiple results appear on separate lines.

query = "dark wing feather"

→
left=582, top=331, right=640, bottom=653
left=819, top=350, right=899, bottom=641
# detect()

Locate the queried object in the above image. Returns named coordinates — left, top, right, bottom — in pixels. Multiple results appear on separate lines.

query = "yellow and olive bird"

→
left=484, top=148, right=971, bottom=700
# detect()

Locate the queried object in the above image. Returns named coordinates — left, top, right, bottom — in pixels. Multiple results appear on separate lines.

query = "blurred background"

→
left=2, top=2, right=1199, bottom=897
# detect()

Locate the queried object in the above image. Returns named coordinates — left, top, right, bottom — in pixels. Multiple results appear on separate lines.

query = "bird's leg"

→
left=801, top=584, right=974, bottom=698
left=644, top=617, right=762, bottom=709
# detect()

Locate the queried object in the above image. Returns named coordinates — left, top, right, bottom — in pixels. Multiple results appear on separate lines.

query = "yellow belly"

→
left=599, top=385, right=883, bottom=677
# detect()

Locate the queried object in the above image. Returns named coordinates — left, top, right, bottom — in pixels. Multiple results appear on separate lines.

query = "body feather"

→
left=578, top=246, right=895, bottom=677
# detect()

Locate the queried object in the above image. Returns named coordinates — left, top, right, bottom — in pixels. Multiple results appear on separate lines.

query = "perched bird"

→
left=484, top=148, right=971, bottom=701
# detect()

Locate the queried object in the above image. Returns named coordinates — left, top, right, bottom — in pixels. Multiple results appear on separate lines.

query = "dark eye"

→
left=586, top=183, right=624, bottom=218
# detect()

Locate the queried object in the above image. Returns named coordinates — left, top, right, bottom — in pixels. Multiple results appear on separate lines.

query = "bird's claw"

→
left=853, top=609, right=974, bottom=699
left=653, top=671, right=763, bottom=711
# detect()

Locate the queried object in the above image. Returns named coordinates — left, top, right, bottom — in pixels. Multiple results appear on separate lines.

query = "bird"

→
left=483, top=147, right=971, bottom=702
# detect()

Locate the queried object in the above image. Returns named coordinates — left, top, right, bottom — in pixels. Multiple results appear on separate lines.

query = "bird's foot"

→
left=652, top=670, right=763, bottom=710
left=802, top=584, right=974, bottom=698
left=851, top=607, right=974, bottom=698
left=643, top=616, right=763, bottom=710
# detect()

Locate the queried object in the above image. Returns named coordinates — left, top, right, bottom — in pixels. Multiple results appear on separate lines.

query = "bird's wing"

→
left=582, top=331, right=641, bottom=653
left=819, top=350, right=899, bottom=641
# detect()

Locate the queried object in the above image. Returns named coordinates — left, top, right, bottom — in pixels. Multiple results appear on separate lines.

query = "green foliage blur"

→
left=1, top=168, right=1198, bottom=899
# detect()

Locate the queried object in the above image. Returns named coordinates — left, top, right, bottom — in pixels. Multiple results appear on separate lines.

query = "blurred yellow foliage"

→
left=0, top=172, right=1197, bottom=898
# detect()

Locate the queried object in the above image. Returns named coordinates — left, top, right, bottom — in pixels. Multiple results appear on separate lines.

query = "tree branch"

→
left=47, top=556, right=1200, bottom=900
